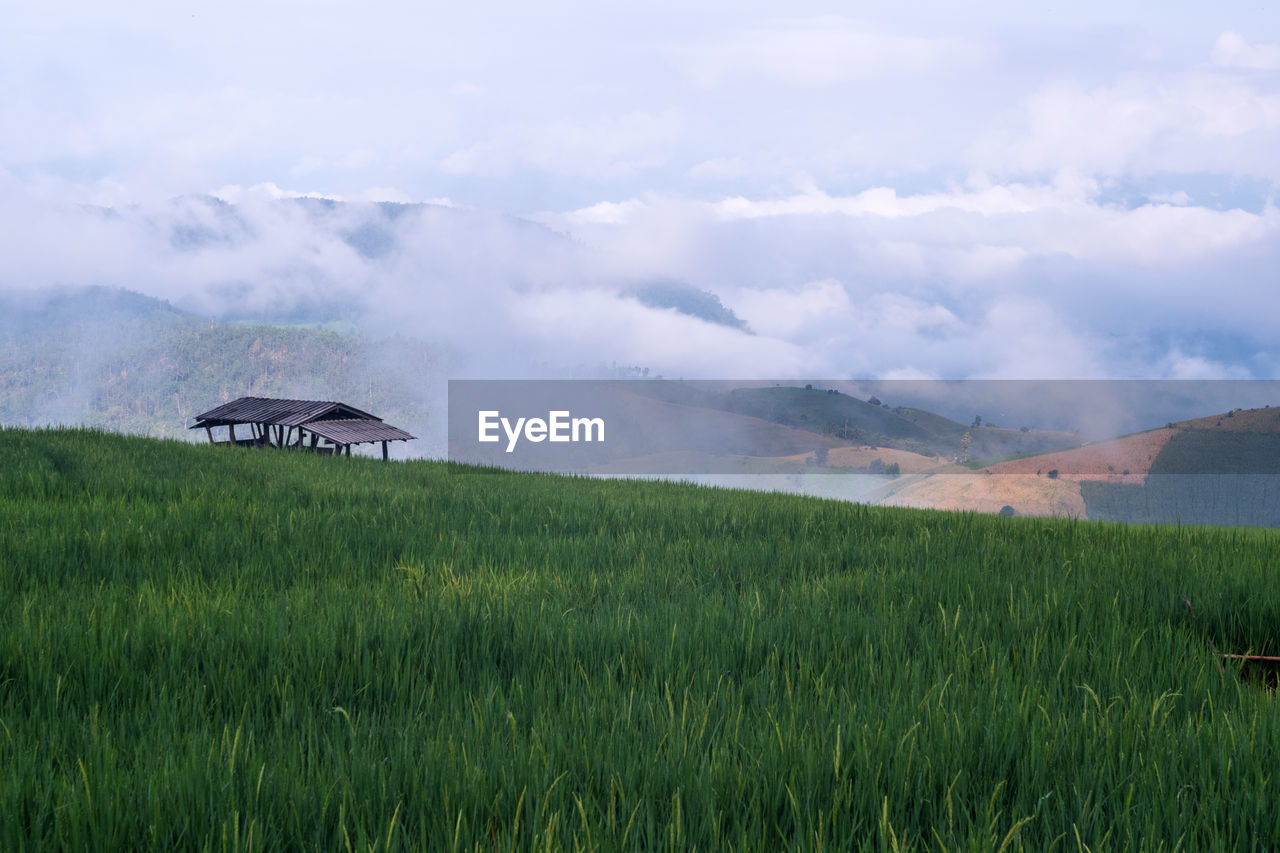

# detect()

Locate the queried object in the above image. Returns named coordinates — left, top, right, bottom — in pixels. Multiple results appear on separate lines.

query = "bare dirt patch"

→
left=877, top=473, right=1085, bottom=518
left=984, top=428, right=1177, bottom=484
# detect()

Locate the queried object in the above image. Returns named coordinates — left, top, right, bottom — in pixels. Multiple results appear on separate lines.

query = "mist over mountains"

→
left=2, top=182, right=1276, bottom=394
left=1, top=185, right=1278, bottom=457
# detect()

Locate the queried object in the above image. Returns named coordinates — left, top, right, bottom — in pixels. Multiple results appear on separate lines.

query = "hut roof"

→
left=191, top=396, right=415, bottom=448
left=191, top=396, right=380, bottom=428
left=301, top=418, right=415, bottom=446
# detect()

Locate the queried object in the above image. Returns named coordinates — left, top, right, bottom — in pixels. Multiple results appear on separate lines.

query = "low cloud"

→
left=549, top=179, right=1279, bottom=379
left=1158, top=350, right=1254, bottom=380
left=1, top=166, right=1277, bottom=401
left=974, top=75, right=1280, bottom=179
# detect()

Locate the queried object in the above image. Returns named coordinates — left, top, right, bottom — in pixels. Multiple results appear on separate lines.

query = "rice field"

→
left=1, top=427, right=1279, bottom=850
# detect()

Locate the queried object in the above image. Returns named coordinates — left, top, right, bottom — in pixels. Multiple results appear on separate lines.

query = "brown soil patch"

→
left=877, top=473, right=1085, bottom=518
left=984, top=428, right=1177, bottom=484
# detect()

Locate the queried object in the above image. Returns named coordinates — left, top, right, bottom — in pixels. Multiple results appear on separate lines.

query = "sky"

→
left=2, top=1, right=1278, bottom=381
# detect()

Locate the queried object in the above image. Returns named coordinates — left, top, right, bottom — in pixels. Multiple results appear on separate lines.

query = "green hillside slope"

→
left=2, top=429, right=1280, bottom=848
left=0, top=287, right=434, bottom=442
left=637, top=385, right=1080, bottom=461
left=1081, top=424, right=1280, bottom=526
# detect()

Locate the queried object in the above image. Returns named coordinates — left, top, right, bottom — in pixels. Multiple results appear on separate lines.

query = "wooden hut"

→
left=190, top=396, right=415, bottom=460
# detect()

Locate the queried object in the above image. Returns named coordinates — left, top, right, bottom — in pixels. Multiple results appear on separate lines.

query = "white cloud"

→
left=681, top=16, right=984, bottom=88
left=968, top=300, right=1107, bottom=379
left=976, top=75, right=1280, bottom=178
left=211, top=182, right=334, bottom=204
left=3, top=2, right=1280, bottom=410
left=711, top=179, right=1091, bottom=220
left=565, top=199, right=648, bottom=226
left=1158, top=351, right=1254, bottom=380
left=544, top=179, right=1280, bottom=378
left=688, top=157, right=752, bottom=181
left=1213, top=31, right=1280, bottom=71
left=730, top=280, right=853, bottom=339
left=509, top=289, right=824, bottom=378
left=1146, top=190, right=1190, bottom=206
left=439, top=111, right=683, bottom=179
left=879, top=366, right=941, bottom=381
left=211, top=182, right=417, bottom=205
left=578, top=178, right=1277, bottom=271
left=351, top=187, right=414, bottom=204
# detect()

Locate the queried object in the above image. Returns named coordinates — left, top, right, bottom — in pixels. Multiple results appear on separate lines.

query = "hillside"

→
left=877, top=471, right=1087, bottom=518
left=932, top=407, right=1280, bottom=525
left=0, top=287, right=436, bottom=447
left=986, top=428, right=1177, bottom=484
left=650, top=384, right=1081, bottom=461
left=1173, top=406, right=1280, bottom=433
left=1076, top=408, right=1280, bottom=526
left=3, top=429, right=1280, bottom=847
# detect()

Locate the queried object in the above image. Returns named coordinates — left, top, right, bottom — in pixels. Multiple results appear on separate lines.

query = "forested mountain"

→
left=0, top=287, right=436, bottom=445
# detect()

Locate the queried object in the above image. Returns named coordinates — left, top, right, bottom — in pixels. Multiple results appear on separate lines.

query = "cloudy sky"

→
left=2, top=1, right=1278, bottom=380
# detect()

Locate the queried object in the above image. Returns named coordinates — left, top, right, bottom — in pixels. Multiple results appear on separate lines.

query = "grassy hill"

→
left=3, top=428, right=1280, bottom=848
left=635, top=384, right=1081, bottom=461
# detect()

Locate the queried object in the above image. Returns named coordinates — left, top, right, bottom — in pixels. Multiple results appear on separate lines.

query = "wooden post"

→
left=344, top=444, right=351, bottom=457
left=310, top=433, right=319, bottom=448
left=205, top=426, right=213, bottom=444
left=229, top=423, right=236, bottom=444
left=382, top=441, right=388, bottom=461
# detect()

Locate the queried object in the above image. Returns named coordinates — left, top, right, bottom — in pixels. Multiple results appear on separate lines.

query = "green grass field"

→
left=2, top=427, right=1279, bottom=850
